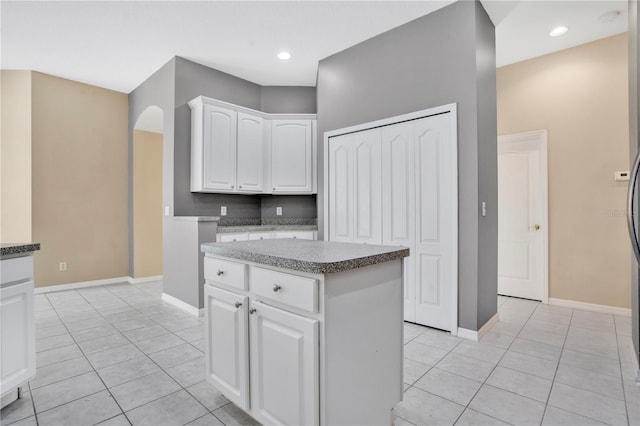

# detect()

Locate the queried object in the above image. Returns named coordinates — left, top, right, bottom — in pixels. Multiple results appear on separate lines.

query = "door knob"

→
left=529, top=224, right=541, bottom=231
left=217, top=270, right=224, bottom=276
left=249, top=307, right=257, bottom=315
left=234, top=302, right=242, bottom=308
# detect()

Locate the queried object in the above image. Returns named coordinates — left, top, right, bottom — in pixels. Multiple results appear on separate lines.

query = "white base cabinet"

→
left=1, top=255, right=36, bottom=405
left=217, top=230, right=316, bottom=242
left=203, top=254, right=403, bottom=426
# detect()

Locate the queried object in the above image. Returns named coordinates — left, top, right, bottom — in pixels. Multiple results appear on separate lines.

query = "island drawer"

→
left=204, top=257, right=247, bottom=290
left=250, top=267, right=317, bottom=313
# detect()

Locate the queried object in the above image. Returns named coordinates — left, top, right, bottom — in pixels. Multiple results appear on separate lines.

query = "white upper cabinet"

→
left=271, top=120, right=314, bottom=194
left=237, top=112, right=265, bottom=192
left=189, top=96, right=316, bottom=195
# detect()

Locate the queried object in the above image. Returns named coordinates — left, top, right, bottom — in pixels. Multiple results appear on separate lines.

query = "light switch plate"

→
left=481, top=202, right=487, bottom=217
left=221, top=206, right=227, bottom=216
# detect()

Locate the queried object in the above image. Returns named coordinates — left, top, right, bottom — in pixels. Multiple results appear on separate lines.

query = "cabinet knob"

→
left=273, top=284, right=282, bottom=292
left=239, top=185, right=242, bottom=188
left=273, top=188, right=275, bottom=191
left=234, top=301, right=242, bottom=308
left=231, top=185, right=235, bottom=189
left=216, top=270, right=224, bottom=276
left=249, top=307, right=257, bottom=315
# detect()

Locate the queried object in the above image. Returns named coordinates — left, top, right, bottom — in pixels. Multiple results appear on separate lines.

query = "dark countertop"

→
left=201, top=239, right=409, bottom=274
left=1, top=243, right=41, bottom=257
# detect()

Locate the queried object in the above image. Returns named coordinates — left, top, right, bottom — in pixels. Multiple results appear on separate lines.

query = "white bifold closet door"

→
left=328, top=112, right=456, bottom=331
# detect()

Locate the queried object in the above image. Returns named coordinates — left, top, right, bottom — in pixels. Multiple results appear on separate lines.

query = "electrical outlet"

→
left=221, top=206, right=227, bottom=216
left=164, top=206, right=170, bottom=216
left=276, top=206, right=283, bottom=216
left=59, top=262, right=67, bottom=271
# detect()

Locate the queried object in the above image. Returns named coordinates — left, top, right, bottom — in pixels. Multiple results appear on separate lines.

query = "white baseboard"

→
left=161, top=293, right=203, bottom=317
left=548, top=298, right=631, bottom=317
left=457, top=313, right=499, bottom=342
left=128, top=275, right=163, bottom=284
left=34, top=276, right=130, bottom=294
left=629, top=340, right=640, bottom=384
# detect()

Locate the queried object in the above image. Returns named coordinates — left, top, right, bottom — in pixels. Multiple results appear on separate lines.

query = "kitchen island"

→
left=1, top=243, right=40, bottom=408
left=201, top=239, right=408, bottom=426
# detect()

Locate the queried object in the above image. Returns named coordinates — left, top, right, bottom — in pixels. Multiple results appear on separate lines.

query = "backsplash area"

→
left=214, top=195, right=317, bottom=226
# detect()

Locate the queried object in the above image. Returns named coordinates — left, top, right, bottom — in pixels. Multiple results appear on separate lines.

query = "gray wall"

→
left=316, top=0, right=497, bottom=331
left=261, top=86, right=317, bottom=114
left=629, top=0, right=640, bottom=367
left=261, top=195, right=317, bottom=219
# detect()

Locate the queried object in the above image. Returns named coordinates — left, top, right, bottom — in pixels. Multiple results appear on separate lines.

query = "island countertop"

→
left=201, top=239, right=409, bottom=274
left=1, top=243, right=41, bottom=258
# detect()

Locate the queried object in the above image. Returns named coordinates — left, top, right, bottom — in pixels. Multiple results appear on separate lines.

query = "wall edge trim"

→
left=628, top=339, right=640, bottom=384
left=161, top=292, right=203, bottom=317
left=34, top=276, right=130, bottom=294
left=548, top=297, right=631, bottom=317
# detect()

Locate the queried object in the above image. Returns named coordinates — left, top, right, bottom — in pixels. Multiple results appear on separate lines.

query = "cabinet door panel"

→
left=352, top=129, right=382, bottom=244
left=328, top=134, right=353, bottom=242
left=271, top=120, right=312, bottom=193
left=250, top=301, right=318, bottom=426
left=1, top=280, right=35, bottom=393
left=237, top=113, right=264, bottom=192
left=203, top=105, right=237, bottom=190
left=204, top=285, right=249, bottom=409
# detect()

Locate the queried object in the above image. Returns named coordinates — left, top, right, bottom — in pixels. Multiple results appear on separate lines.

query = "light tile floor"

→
left=1, top=282, right=638, bottom=425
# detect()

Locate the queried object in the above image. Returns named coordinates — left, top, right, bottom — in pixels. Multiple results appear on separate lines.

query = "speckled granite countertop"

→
left=217, top=225, right=317, bottom=234
left=1, top=243, right=41, bottom=257
left=201, top=239, right=408, bottom=274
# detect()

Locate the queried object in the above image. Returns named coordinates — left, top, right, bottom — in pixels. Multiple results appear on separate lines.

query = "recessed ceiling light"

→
left=549, top=26, right=569, bottom=37
left=277, top=51, right=292, bottom=60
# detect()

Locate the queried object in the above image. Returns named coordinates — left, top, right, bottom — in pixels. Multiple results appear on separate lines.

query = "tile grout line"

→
left=613, top=313, right=632, bottom=426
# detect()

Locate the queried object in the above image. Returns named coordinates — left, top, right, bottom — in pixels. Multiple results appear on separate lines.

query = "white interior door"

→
left=498, top=130, right=548, bottom=301
left=413, top=114, right=457, bottom=331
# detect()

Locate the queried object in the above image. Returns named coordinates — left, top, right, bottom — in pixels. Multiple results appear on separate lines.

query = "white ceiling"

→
left=0, top=1, right=629, bottom=94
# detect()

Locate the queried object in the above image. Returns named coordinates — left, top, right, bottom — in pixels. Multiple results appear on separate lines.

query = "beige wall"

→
left=31, top=72, right=129, bottom=287
left=133, top=129, right=162, bottom=278
left=1, top=71, right=32, bottom=243
left=497, top=34, right=630, bottom=308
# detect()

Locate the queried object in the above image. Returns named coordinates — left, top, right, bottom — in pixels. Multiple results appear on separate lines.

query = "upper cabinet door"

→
left=237, top=112, right=265, bottom=192
left=271, top=120, right=313, bottom=193
left=203, top=105, right=237, bottom=191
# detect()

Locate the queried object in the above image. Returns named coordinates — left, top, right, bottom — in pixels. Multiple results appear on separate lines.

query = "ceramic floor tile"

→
left=35, top=333, right=75, bottom=353
left=403, top=358, right=431, bottom=385
left=554, top=363, right=625, bottom=401
left=479, top=330, right=516, bottom=349
left=112, top=318, right=156, bottom=333
left=186, top=381, right=230, bottom=411
left=165, top=357, right=206, bottom=388
left=35, top=324, right=69, bottom=340
left=185, top=413, right=225, bottom=426
left=109, top=371, right=181, bottom=412
left=509, top=337, right=563, bottom=361
left=35, top=344, right=84, bottom=368
left=559, top=348, right=621, bottom=378
left=175, top=324, right=205, bottom=342
left=64, top=317, right=111, bottom=332
left=103, top=310, right=144, bottom=323
left=469, top=384, right=546, bottom=426
left=0, top=387, right=34, bottom=425
left=135, top=333, right=186, bottom=355
left=32, top=371, right=105, bottom=413
left=487, top=320, right=524, bottom=337
left=486, top=366, right=553, bottom=403
left=404, top=323, right=427, bottom=343
left=191, top=338, right=206, bottom=352
left=395, top=387, right=464, bottom=426
left=148, top=343, right=203, bottom=369
left=30, top=356, right=94, bottom=389
left=436, top=352, right=496, bottom=382
left=522, top=319, right=569, bottom=336
left=499, top=351, right=558, bottom=380
left=71, top=325, right=119, bottom=342
left=564, top=328, right=619, bottom=360
left=413, top=329, right=462, bottom=351
left=393, top=415, right=417, bottom=426
left=5, top=415, right=37, bottom=426
left=454, top=408, right=510, bottom=426
left=541, top=406, right=607, bottom=425
left=36, top=390, right=121, bottom=426
left=87, top=344, right=145, bottom=369
left=452, top=340, right=506, bottom=364
left=97, top=356, right=161, bottom=388
left=162, top=316, right=202, bottom=332
left=78, top=333, right=130, bottom=355
left=548, top=382, right=628, bottom=425
left=404, top=340, right=449, bottom=366
left=413, top=367, right=482, bottom=406
left=628, top=399, right=640, bottom=426
left=121, top=324, right=170, bottom=342
left=126, top=390, right=207, bottom=426
left=517, top=327, right=566, bottom=347
left=96, top=414, right=132, bottom=426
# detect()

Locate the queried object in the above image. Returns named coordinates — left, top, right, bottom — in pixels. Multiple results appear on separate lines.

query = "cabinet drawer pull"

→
left=234, top=301, right=242, bottom=308
left=273, top=284, right=282, bottom=292
left=249, top=307, right=257, bottom=315
left=217, top=270, right=224, bottom=276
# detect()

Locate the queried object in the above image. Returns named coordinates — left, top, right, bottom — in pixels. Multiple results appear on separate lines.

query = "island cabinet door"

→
left=204, top=285, right=250, bottom=410
left=249, top=301, right=319, bottom=426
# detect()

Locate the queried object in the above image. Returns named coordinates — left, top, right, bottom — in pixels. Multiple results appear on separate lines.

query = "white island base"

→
left=201, top=239, right=407, bottom=425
